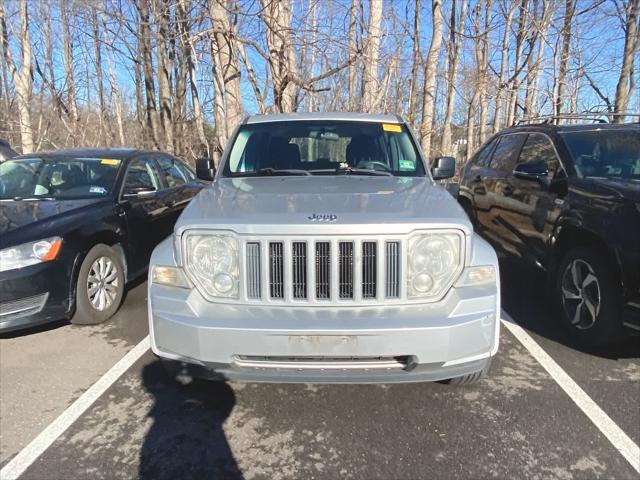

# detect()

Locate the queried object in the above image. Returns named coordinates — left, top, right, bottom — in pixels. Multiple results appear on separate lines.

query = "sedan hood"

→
left=0, top=198, right=109, bottom=247
left=177, top=177, right=471, bottom=235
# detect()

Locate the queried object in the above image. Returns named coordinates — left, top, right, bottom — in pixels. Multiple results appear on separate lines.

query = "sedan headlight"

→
left=0, top=236, right=63, bottom=273
left=407, top=233, right=462, bottom=299
left=184, top=234, right=239, bottom=299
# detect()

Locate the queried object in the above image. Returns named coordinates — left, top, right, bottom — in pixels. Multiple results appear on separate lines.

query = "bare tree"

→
left=554, top=0, right=576, bottom=117
left=407, top=0, right=422, bottom=126
left=1, top=0, right=34, bottom=152
left=614, top=0, right=639, bottom=122
left=347, top=0, right=359, bottom=111
left=362, top=0, right=383, bottom=112
left=441, top=0, right=468, bottom=155
left=419, top=0, right=444, bottom=158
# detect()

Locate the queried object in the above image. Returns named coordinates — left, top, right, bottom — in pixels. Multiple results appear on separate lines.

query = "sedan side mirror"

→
left=513, top=161, right=548, bottom=181
left=196, top=157, right=216, bottom=181
left=431, top=156, right=456, bottom=180
left=122, top=186, right=156, bottom=199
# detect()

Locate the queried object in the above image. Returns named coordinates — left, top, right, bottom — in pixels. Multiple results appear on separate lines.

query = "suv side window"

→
left=156, top=156, right=188, bottom=188
left=175, top=160, right=196, bottom=181
left=472, top=137, right=498, bottom=167
left=488, top=134, right=526, bottom=171
left=123, top=158, right=161, bottom=193
left=518, top=133, right=560, bottom=175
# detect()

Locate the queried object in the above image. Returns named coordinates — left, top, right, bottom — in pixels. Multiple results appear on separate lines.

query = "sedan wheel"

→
left=87, top=256, right=120, bottom=311
left=560, top=259, right=601, bottom=330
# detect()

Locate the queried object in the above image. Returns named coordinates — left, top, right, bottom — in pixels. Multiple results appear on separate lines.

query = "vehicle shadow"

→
left=139, top=360, right=243, bottom=480
left=499, top=256, right=639, bottom=360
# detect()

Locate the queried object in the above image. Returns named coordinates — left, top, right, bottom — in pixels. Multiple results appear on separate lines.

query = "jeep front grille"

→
left=243, top=238, right=402, bottom=304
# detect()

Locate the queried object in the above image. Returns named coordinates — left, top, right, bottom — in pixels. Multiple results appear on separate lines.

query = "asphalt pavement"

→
left=0, top=263, right=638, bottom=479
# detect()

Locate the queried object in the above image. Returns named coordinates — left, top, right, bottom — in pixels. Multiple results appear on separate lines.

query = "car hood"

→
left=176, top=176, right=471, bottom=235
left=0, top=198, right=110, bottom=247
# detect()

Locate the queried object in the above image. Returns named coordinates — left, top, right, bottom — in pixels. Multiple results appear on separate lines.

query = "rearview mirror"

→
left=196, top=157, right=216, bottom=181
left=431, top=156, right=456, bottom=180
left=513, top=161, right=548, bottom=181
left=123, top=186, right=156, bottom=199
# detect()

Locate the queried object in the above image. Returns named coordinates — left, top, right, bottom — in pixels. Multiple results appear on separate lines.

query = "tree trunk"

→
left=477, top=0, right=492, bottom=144
left=137, top=0, right=161, bottom=149
left=259, top=0, right=297, bottom=112
left=407, top=0, right=421, bottom=125
left=441, top=0, right=468, bottom=156
left=91, top=4, right=108, bottom=144
left=347, top=0, right=358, bottom=111
left=156, top=0, right=173, bottom=152
left=419, top=0, right=444, bottom=159
left=209, top=0, right=243, bottom=136
left=362, top=0, right=383, bottom=112
left=554, top=0, right=576, bottom=118
left=61, top=0, right=78, bottom=126
left=506, top=0, right=529, bottom=127
left=493, top=2, right=516, bottom=133
left=1, top=0, right=34, bottom=152
left=614, top=0, right=639, bottom=123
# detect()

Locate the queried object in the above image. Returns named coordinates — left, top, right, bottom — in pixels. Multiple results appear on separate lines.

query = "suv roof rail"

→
left=515, top=112, right=640, bottom=126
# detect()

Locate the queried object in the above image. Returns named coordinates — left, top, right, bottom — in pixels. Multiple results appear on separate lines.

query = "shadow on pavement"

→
left=139, top=361, right=243, bottom=480
left=499, top=257, right=639, bottom=360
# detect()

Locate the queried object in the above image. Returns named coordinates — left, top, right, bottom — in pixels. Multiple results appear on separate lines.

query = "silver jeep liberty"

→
left=148, top=113, right=500, bottom=384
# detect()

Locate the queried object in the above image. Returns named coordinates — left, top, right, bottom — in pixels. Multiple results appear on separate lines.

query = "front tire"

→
left=448, top=358, right=492, bottom=386
left=554, top=247, right=621, bottom=346
left=71, top=244, right=125, bottom=325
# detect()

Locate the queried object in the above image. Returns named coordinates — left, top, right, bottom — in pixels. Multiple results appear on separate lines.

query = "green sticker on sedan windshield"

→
left=399, top=159, right=415, bottom=170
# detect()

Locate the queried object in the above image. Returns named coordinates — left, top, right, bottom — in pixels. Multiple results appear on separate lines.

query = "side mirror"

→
left=431, top=156, right=456, bottom=180
left=196, top=157, right=216, bottom=181
left=513, top=161, right=548, bottom=181
left=123, top=186, right=156, bottom=199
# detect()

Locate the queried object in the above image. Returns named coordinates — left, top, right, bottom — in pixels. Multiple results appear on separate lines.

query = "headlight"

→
left=407, top=233, right=461, bottom=299
left=184, top=234, right=239, bottom=298
left=0, top=236, right=63, bottom=273
left=151, top=265, right=191, bottom=289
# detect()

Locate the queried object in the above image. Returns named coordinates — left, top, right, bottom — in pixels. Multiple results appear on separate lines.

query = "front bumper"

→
left=149, top=281, right=500, bottom=384
left=0, top=259, right=73, bottom=332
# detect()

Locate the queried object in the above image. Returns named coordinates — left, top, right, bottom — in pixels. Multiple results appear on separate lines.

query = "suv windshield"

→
left=560, top=129, right=640, bottom=181
left=223, top=121, right=425, bottom=177
left=0, top=156, right=122, bottom=200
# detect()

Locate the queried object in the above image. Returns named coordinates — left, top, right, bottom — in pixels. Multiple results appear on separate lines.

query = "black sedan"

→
left=0, top=148, right=206, bottom=332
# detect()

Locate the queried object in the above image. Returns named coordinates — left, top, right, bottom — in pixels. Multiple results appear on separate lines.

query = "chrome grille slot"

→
left=269, top=242, right=284, bottom=299
left=362, top=242, right=377, bottom=299
left=246, top=242, right=261, bottom=299
left=315, top=242, right=331, bottom=300
left=292, top=242, right=307, bottom=299
left=386, top=241, right=400, bottom=298
left=339, top=242, right=354, bottom=299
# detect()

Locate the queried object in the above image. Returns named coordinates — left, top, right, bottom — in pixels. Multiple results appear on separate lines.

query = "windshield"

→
left=560, top=129, right=640, bottom=181
left=0, top=156, right=122, bottom=200
left=222, top=121, right=425, bottom=177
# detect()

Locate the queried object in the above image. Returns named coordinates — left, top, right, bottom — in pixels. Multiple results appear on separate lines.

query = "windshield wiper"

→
left=235, top=168, right=312, bottom=177
left=309, top=167, right=393, bottom=177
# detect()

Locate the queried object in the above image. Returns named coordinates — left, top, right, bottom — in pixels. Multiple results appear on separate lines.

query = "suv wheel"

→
left=71, top=244, right=125, bottom=325
left=448, top=358, right=492, bottom=386
left=554, top=247, right=621, bottom=345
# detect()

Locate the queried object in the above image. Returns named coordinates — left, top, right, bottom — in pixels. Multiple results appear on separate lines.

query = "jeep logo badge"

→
left=308, top=213, right=338, bottom=222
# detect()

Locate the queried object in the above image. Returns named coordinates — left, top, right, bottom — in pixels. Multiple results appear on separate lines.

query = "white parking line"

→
left=0, top=336, right=150, bottom=480
left=502, top=317, right=640, bottom=475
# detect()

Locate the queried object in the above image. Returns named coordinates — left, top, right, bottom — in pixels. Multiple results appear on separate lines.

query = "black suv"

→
left=458, top=119, right=640, bottom=345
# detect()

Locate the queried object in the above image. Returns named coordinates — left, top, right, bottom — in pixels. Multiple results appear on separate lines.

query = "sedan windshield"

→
left=0, top=156, right=122, bottom=200
left=223, top=121, right=426, bottom=177
left=560, top=129, right=640, bottom=181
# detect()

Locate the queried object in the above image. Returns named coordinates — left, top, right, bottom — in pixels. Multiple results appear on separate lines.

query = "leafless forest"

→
left=0, top=0, right=638, bottom=164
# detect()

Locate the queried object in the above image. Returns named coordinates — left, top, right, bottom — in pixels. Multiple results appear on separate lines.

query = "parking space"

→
left=1, top=267, right=639, bottom=479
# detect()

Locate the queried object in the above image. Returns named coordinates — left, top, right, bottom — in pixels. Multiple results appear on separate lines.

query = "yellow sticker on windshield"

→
left=100, top=159, right=121, bottom=166
left=382, top=123, right=402, bottom=132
